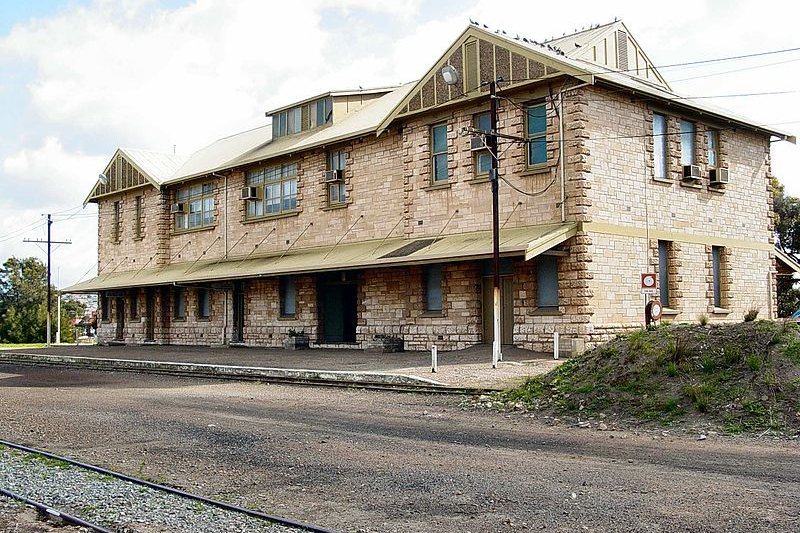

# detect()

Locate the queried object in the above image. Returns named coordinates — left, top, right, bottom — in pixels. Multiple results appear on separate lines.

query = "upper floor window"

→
left=272, top=96, right=332, bottom=139
left=134, top=195, right=143, bottom=239
left=246, top=163, right=298, bottom=218
left=653, top=113, right=668, bottom=178
left=526, top=103, right=547, bottom=167
left=431, top=123, right=448, bottom=183
left=112, top=201, right=121, bottom=243
left=175, top=183, right=214, bottom=231
left=680, top=120, right=696, bottom=166
left=474, top=112, right=492, bottom=178
left=327, top=150, right=347, bottom=206
left=707, top=129, right=719, bottom=168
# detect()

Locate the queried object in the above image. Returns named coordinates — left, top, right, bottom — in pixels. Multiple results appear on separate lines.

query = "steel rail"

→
left=0, top=438, right=340, bottom=533
left=0, top=487, right=115, bottom=533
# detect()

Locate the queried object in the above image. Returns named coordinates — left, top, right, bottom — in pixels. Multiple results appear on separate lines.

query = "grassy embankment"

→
left=499, top=320, right=800, bottom=434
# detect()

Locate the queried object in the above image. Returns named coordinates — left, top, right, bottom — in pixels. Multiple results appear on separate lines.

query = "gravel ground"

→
left=0, top=494, right=88, bottom=532
left=1, top=365, right=799, bottom=533
left=0, top=446, right=304, bottom=533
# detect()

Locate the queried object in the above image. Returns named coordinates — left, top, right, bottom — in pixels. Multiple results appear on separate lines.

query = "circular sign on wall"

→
left=648, top=299, right=663, bottom=320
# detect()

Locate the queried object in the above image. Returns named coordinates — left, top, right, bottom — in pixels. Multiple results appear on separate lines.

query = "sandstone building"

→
left=66, top=21, right=797, bottom=352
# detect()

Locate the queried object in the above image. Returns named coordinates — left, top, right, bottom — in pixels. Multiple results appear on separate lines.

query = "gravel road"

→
left=0, top=364, right=798, bottom=533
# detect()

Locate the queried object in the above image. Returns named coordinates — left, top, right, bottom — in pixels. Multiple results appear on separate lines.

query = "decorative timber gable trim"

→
left=85, top=149, right=162, bottom=204
left=376, top=26, right=590, bottom=135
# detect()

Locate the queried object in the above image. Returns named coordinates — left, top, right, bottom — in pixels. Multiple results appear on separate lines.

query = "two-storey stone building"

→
left=67, top=21, right=796, bottom=352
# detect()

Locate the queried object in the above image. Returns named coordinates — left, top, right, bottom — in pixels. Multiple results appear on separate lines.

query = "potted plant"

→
left=284, top=328, right=309, bottom=350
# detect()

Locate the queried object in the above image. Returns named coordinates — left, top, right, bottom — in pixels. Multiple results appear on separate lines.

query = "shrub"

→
left=743, top=308, right=760, bottom=322
left=665, top=361, right=679, bottom=377
left=746, top=355, right=762, bottom=371
left=698, top=314, right=709, bottom=326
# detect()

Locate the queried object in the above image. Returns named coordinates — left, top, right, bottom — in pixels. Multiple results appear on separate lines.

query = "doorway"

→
left=482, top=277, right=513, bottom=345
left=114, top=297, right=125, bottom=341
left=318, top=272, right=358, bottom=343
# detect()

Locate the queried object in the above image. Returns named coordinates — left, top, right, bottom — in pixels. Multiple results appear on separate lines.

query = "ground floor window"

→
left=174, top=286, right=186, bottom=320
left=425, top=264, right=443, bottom=313
left=658, top=240, right=671, bottom=307
left=712, top=245, right=724, bottom=307
left=197, top=288, right=210, bottom=319
left=280, top=277, right=296, bottom=317
left=129, top=289, right=139, bottom=319
left=536, top=255, right=559, bottom=308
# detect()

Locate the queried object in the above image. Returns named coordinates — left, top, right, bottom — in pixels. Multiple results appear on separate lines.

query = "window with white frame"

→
left=526, top=103, right=547, bottom=167
left=431, top=123, right=448, bottom=183
left=707, top=129, right=719, bottom=168
left=653, top=113, right=668, bottom=178
left=246, top=163, right=298, bottom=219
left=680, top=120, right=696, bottom=166
left=474, top=112, right=492, bottom=178
left=327, top=150, right=346, bottom=206
left=175, top=183, right=214, bottom=230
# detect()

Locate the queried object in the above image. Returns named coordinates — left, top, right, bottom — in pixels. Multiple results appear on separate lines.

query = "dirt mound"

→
left=499, top=321, right=800, bottom=434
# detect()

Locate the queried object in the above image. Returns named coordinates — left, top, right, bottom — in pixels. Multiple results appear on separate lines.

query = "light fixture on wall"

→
left=440, top=65, right=460, bottom=86
left=98, top=173, right=109, bottom=185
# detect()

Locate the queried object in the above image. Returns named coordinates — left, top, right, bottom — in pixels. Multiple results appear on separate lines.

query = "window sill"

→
left=133, top=236, right=144, bottom=242
left=422, top=182, right=451, bottom=191
left=679, top=179, right=703, bottom=189
left=243, top=210, right=300, bottom=224
left=468, top=176, right=491, bottom=184
left=531, top=306, right=562, bottom=316
left=652, top=176, right=673, bottom=185
left=173, top=317, right=187, bottom=322
left=712, top=307, right=731, bottom=315
left=420, top=310, right=443, bottom=318
left=661, top=307, right=680, bottom=317
left=173, top=225, right=216, bottom=235
left=518, top=165, right=550, bottom=178
left=278, top=315, right=297, bottom=321
left=708, top=184, right=726, bottom=194
left=321, top=203, right=347, bottom=212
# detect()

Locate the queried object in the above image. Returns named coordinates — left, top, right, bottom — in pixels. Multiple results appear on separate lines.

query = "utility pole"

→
left=488, top=80, right=502, bottom=369
left=24, top=214, right=72, bottom=346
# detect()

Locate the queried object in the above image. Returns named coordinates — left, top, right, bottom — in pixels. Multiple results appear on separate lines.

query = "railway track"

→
left=0, top=438, right=339, bottom=533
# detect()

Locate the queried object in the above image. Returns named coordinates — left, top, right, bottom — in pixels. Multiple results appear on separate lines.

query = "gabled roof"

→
left=164, top=124, right=272, bottom=185
left=377, top=23, right=793, bottom=143
left=775, top=247, right=800, bottom=274
left=84, top=148, right=188, bottom=204
left=266, top=86, right=400, bottom=116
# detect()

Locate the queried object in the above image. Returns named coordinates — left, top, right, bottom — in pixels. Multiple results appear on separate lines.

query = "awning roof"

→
left=64, top=223, right=577, bottom=293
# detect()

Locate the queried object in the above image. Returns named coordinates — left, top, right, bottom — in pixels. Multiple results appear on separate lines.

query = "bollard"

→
left=431, top=345, right=438, bottom=373
left=553, top=331, right=560, bottom=360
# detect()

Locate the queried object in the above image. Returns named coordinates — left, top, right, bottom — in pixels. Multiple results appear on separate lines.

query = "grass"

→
left=495, top=321, right=800, bottom=434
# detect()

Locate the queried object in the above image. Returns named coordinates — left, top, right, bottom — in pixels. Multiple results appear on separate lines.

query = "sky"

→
left=1, top=0, right=799, bottom=288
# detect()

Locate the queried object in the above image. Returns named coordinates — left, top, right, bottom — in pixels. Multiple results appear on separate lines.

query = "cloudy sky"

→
left=1, top=0, right=799, bottom=288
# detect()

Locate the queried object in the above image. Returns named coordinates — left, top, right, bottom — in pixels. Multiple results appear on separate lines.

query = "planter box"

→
left=365, top=336, right=404, bottom=354
left=284, top=336, right=309, bottom=350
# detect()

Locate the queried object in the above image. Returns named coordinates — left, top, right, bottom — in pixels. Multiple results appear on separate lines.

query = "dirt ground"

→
left=0, top=365, right=798, bottom=533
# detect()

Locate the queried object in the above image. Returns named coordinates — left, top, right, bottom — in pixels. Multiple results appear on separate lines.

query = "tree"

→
left=0, top=257, right=48, bottom=343
left=772, top=178, right=800, bottom=316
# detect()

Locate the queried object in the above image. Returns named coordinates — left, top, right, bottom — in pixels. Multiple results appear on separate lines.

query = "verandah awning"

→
left=64, top=223, right=578, bottom=293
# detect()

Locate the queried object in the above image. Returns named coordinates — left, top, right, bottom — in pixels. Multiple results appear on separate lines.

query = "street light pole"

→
left=488, top=80, right=502, bottom=369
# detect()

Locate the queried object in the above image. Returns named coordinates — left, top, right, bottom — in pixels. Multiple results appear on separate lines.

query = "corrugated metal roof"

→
left=118, top=148, right=189, bottom=185
left=63, top=223, right=576, bottom=292
left=266, top=86, right=402, bottom=115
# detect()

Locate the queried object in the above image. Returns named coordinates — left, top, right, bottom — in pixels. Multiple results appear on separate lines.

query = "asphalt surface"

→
left=0, top=365, right=798, bottom=533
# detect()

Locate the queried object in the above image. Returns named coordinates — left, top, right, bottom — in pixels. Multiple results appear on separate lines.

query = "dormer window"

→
left=272, top=96, right=333, bottom=139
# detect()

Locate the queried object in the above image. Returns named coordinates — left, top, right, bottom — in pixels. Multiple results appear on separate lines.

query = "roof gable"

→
left=85, top=148, right=184, bottom=204
left=377, top=26, right=590, bottom=134
left=547, top=21, right=670, bottom=90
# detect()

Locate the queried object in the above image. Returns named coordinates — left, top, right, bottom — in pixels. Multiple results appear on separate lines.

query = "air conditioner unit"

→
left=171, top=202, right=185, bottom=214
left=240, top=186, right=259, bottom=200
left=324, top=169, right=342, bottom=182
left=470, top=136, right=485, bottom=151
left=682, top=164, right=701, bottom=180
left=709, top=167, right=729, bottom=184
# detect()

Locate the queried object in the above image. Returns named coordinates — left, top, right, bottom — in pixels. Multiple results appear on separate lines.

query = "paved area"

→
left=1, top=366, right=798, bottom=533
left=2, top=344, right=562, bottom=389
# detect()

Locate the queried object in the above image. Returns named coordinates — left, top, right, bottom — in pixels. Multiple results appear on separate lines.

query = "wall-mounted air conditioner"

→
left=241, top=186, right=259, bottom=200
left=324, top=169, right=343, bottom=182
left=171, top=202, right=185, bottom=214
left=709, top=168, right=729, bottom=184
left=682, top=164, right=701, bottom=180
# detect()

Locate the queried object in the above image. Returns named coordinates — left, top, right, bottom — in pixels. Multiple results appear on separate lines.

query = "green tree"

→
left=0, top=257, right=49, bottom=343
left=58, top=298, right=86, bottom=343
left=773, top=178, right=800, bottom=316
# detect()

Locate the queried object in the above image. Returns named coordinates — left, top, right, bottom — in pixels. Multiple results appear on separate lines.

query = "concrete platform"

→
left=0, top=344, right=563, bottom=391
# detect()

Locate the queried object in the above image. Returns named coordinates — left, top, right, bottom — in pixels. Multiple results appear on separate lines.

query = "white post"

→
left=56, top=293, right=61, bottom=344
left=431, top=345, right=438, bottom=373
left=492, top=288, right=501, bottom=368
left=553, top=331, right=560, bottom=360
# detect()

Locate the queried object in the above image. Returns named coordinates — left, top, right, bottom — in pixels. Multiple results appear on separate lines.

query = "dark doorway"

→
left=232, top=281, right=245, bottom=343
left=144, top=288, right=155, bottom=341
left=114, top=297, right=125, bottom=341
left=482, top=276, right=514, bottom=345
left=318, top=272, right=358, bottom=343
